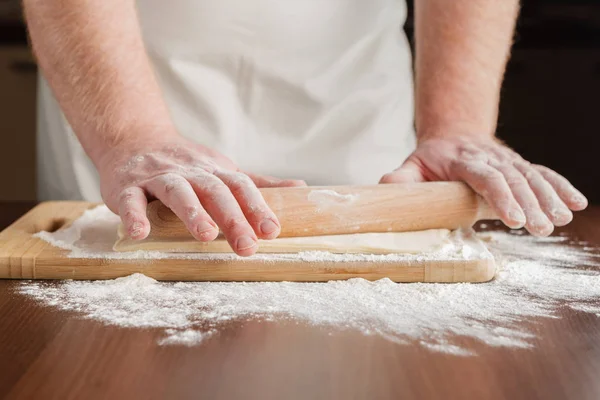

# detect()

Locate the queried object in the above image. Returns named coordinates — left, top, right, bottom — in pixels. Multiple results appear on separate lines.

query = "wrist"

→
left=87, top=122, right=181, bottom=169
left=415, top=99, right=499, bottom=144
left=416, top=121, right=496, bottom=144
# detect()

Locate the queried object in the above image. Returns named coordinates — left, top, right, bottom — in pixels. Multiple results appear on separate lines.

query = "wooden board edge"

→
left=0, top=202, right=96, bottom=278
left=0, top=201, right=497, bottom=283
left=30, top=256, right=496, bottom=283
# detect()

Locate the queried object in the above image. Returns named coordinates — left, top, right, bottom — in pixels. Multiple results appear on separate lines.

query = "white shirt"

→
left=37, top=0, right=415, bottom=201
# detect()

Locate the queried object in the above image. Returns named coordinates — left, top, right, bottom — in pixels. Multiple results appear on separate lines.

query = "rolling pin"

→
left=144, top=182, right=497, bottom=238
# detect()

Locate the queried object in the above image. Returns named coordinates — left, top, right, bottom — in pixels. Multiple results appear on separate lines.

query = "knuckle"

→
left=227, top=182, right=245, bottom=196
left=193, top=173, right=221, bottom=190
left=504, top=176, right=525, bottom=187
left=459, top=143, right=478, bottom=154
left=487, top=158, right=502, bottom=169
left=512, top=160, right=531, bottom=171
left=123, top=210, right=137, bottom=220
left=164, top=182, right=178, bottom=195
left=532, top=164, right=548, bottom=173
left=198, top=160, right=219, bottom=174
left=522, top=169, right=540, bottom=182
left=449, top=159, right=466, bottom=171
left=145, top=154, right=161, bottom=169
left=531, top=164, right=548, bottom=174
left=227, top=174, right=255, bottom=195
left=183, top=205, right=199, bottom=220
left=246, top=204, right=268, bottom=217
left=519, top=159, right=532, bottom=167
left=222, top=218, right=248, bottom=232
left=478, top=168, right=503, bottom=182
left=151, top=173, right=186, bottom=196
left=119, top=188, right=138, bottom=202
left=231, top=172, right=254, bottom=186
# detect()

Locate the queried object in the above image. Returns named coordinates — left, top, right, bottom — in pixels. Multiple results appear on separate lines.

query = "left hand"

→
left=380, top=136, right=588, bottom=236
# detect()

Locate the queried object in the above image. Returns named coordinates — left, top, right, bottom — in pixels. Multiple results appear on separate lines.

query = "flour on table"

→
left=21, top=207, right=600, bottom=356
left=158, top=329, right=215, bottom=346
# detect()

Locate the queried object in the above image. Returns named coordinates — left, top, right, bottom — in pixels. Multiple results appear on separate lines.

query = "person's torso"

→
left=38, top=0, right=415, bottom=201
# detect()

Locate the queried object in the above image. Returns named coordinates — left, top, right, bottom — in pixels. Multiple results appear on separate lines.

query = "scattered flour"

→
left=308, top=189, right=358, bottom=202
left=19, top=207, right=600, bottom=356
left=158, top=329, right=215, bottom=346
left=307, top=189, right=358, bottom=213
left=19, top=212, right=600, bottom=355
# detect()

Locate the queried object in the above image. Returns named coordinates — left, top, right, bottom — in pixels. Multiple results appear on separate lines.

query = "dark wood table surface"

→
left=0, top=202, right=599, bottom=400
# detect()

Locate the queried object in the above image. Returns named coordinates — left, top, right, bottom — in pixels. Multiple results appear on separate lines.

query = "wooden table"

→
left=0, top=203, right=599, bottom=400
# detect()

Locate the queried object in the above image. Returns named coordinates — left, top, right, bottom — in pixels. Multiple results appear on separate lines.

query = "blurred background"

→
left=0, top=0, right=598, bottom=203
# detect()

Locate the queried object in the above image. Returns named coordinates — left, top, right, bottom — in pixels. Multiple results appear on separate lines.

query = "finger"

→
left=244, top=171, right=307, bottom=188
left=452, top=160, right=526, bottom=229
left=118, top=187, right=151, bottom=240
left=145, top=174, right=219, bottom=242
left=491, top=163, right=554, bottom=236
left=513, top=162, right=572, bottom=227
left=189, top=172, right=258, bottom=256
left=379, top=158, right=426, bottom=184
left=534, top=165, right=588, bottom=211
left=215, top=170, right=281, bottom=240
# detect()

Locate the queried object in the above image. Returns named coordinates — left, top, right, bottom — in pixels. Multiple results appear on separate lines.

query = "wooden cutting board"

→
left=0, top=202, right=496, bottom=282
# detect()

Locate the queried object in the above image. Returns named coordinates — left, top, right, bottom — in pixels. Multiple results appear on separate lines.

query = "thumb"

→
left=379, top=158, right=426, bottom=184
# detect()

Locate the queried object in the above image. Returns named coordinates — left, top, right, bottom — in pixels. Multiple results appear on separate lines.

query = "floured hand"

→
left=380, top=137, right=588, bottom=236
left=97, top=136, right=305, bottom=256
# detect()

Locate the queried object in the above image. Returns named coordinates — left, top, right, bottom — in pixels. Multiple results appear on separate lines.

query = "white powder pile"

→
left=19, top=218, right=600, bottom=355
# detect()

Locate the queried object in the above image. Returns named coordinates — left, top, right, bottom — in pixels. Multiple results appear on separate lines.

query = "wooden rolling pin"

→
left=145, top=182, right=497, bottom=238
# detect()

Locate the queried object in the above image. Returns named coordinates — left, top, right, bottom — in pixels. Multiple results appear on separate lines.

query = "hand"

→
left=380, top=136, right=588, bottom=236
left=97, top=135, right=306, bottom=256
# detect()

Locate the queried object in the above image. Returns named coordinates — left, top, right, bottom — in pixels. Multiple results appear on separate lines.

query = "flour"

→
left=19, top=218, right=600, bottom=356
left=308, top=189, right=358, bottom=203
left=307, top=189, right=358, bottom=212
left=158, top=329, right=215, bottom=346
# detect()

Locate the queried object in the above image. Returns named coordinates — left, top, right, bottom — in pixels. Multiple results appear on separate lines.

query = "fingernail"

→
left=236, top=236, right=257, bottom=251
left=259, top=219, right=279, bottom=235
left=554, top=211, right=573, bottom=226
left=196, top=221, right=216, bottom=235
left=508, top=209, right=526, bottom=224
left=533, top=223, right=554, bottom=237
left=572, top=193, right=587, bottom=206
left=528, top=213, right=554, bottom=236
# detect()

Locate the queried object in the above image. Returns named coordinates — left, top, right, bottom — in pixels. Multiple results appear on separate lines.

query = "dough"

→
left=113, top=225, right=451, bottom=254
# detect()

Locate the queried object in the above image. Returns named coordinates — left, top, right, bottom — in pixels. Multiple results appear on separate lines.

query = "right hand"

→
left=96, top=135, right=306, bottom=256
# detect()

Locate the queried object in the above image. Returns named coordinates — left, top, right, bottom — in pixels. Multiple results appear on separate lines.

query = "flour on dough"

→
left=113, top=226, right=452, bottom=255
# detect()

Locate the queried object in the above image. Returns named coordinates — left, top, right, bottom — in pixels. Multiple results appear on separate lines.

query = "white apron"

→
left=37, top=0, right=415, bottom=201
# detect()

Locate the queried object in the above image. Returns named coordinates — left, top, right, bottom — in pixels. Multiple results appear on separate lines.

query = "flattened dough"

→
left=114, top=225, right=451, bottom=254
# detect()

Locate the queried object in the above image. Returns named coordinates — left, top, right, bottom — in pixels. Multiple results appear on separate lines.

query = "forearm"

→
left=414, top=0, right=520, bottom=141
left=23, top=0, right=177, bottom=165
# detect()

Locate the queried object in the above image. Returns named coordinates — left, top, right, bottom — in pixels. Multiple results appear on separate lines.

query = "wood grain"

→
left=147, top=182, right=497, bottom=238
left=0, top=203, right=598, bottom=399
left=0, top=201, right=496, bottom=283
